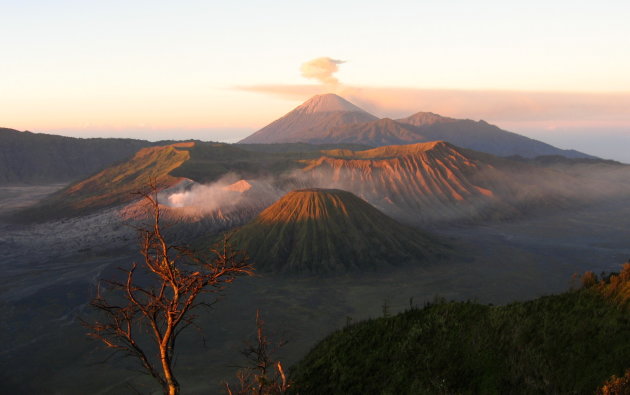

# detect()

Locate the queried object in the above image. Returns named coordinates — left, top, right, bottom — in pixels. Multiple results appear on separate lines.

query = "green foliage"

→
left=290, top=289, right=630, bottom=394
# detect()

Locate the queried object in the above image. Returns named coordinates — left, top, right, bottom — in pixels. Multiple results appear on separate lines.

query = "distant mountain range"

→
left=8, top=94, right=624, bottom=227
left=15, top=142, right=321, bottom=221
left=0, top=94, right=596, bottom=187
left=0, top=127, right=154, bottom=185
left=21, top=139, right=605, bottom=226
left=238, top=94, right=594, bottom=159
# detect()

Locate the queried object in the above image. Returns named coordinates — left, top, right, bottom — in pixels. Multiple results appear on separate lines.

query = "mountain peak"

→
left=294, top=93, right=368, bottom=115
left=231, top=188, right=443, bottom=274
left=238, top=93, right=377, bottom=144
left=397, top=112, right=455, bottom=126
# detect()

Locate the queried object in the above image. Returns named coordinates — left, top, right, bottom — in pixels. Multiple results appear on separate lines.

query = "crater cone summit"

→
left=230, top=188, right=446, bottom=274
left=238, top=94, right=378, bottom=144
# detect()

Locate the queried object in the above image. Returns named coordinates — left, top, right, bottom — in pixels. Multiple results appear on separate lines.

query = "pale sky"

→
left=1, top=1, right=630, bottom=161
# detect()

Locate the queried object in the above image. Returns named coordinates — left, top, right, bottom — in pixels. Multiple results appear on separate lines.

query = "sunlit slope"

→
left=238, top=94, right=378, bottom=144
left=15, top=142, right=317, bottom=221
left=230, top=189, right=447, bottom=274
left=20, top=139, right=603, bottom=224
left=298, top=141, right=545, bottom=223
left=291, top=274, right=630, bottom=394
left=18, top=143, right=192, bottom=220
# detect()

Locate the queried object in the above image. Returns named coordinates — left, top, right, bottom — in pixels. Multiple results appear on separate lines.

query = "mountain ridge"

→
left=290, top=272, right=630, bottom=393
left=238, top=94, right=595, bottom=159
left=0, top=127, right=154, bottom=185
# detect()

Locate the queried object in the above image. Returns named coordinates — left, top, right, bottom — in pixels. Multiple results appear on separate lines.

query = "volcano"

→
left=230, top=188, right=446, bottom=274
left=298, top=141, right=513, bottom=223
left=238, top=94, right=593, bottom=159
left=238, top=94, right=378, bottom=144
left=396, top=112, right=591, bottom=158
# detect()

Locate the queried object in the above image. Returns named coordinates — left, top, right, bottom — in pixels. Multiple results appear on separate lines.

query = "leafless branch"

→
left=84, top=182, right=254, bottom=395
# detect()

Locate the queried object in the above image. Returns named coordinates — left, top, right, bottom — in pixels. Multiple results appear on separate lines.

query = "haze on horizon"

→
left=2, top=1, right=629, bottom=162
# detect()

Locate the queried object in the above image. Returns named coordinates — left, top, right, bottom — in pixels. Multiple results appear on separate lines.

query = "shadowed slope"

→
left=231, top=189, right=447, bottom=274
left=311, top=114, right=593, bottom=158
left=0, top=127, right=153, bottom=185
left=310, top=118, right=426, bottom=146
left=397, top=113, right=593, bottom=158
left=291, top=265, right=630, bottom=394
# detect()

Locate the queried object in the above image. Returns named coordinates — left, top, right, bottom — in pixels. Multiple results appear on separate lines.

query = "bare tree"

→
left=84, top=186, right=253, bottom=395
left=225, top=310, right=290, bottom=395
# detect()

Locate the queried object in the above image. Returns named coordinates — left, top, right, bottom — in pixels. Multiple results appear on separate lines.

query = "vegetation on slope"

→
left=290, top=265, right=630, bottom=394
left=169, top=142, right=308, bottom=183
left=236, top=142, right=370, bottom=153
left=170, top=141, right=374, bottom=183
left=16, top=139, right=385, bottom=222
left=230, top=189, right=448, bottom=274
left=17, top=143, right=192, bottom=220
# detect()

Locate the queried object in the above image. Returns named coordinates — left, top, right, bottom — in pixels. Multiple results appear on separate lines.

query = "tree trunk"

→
left=160, top=345, right=179, bottom=395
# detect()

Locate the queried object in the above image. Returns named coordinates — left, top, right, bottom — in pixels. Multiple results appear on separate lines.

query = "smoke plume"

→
left=163, top=174, right=281, bottom=216
left=300, top=57, right=345, bottom=85
left=166, top=176, right=244, bottom=212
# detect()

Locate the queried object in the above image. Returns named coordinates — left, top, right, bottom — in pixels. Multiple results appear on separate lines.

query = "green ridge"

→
left=291, top=285, right=630, bottom=394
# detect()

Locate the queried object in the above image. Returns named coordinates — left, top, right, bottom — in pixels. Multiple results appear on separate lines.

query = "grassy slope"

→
left=171, top=142, right=376, bottom=183
left=169, top=142, right=309, bottom=183
left=17, top=144, right=192, bottom=220
left=236, top=142, right=371, bottom=153
left=230, top=189, right=448, bottom=274
left=15, top=142, right=324, bottom=221
left=291, top=286, right=630, bottom=394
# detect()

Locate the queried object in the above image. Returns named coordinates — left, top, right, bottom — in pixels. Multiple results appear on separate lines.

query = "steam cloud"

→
left=161, top=157, right=630, bottom=226
left=300, top=57, right=345, bottom=85
left=166, top=176, right=245, bottom=212
left=163, top=174, right=281, bottom=216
